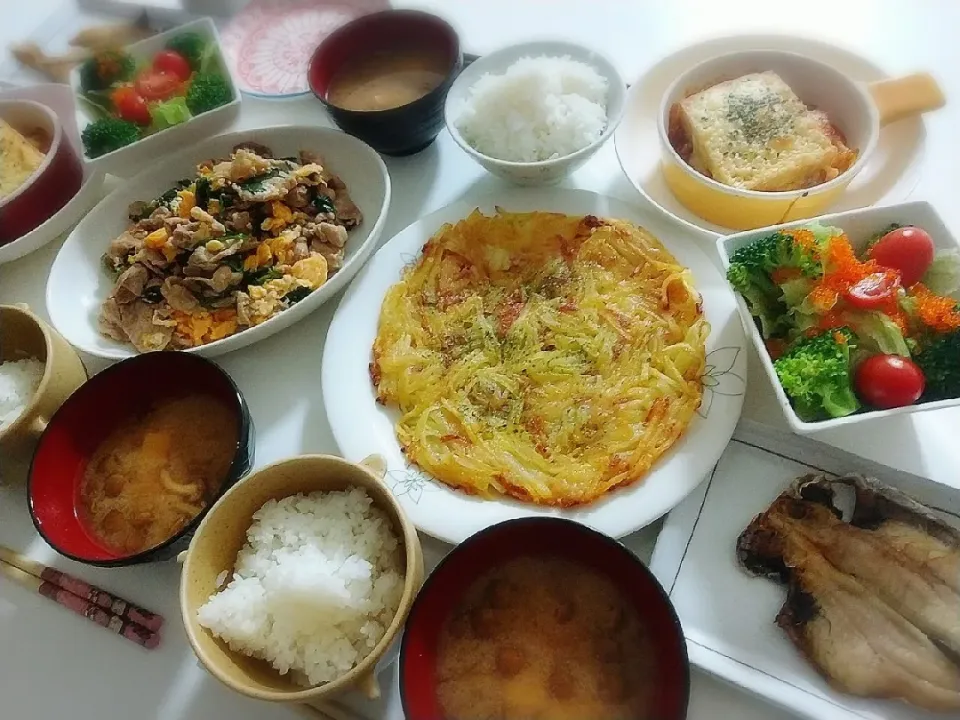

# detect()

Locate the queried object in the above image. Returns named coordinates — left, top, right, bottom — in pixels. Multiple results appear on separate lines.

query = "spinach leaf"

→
left=311, top=192, right=335, bottom=217
left=244, top=266, right=283, bottom=286
left=237, top=168, right=282, bottom=194
left=285, top=286, right=312, bottom=304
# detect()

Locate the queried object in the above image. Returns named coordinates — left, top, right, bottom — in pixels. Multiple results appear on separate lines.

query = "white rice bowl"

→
left=453, top=55, right=609, bottom=163
left=0, top=357, right=44, bottom=431
left=197, top=487, right=404, bottom=687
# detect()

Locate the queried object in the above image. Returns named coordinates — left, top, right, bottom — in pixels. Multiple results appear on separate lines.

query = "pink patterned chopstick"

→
left=0, top=546, right=164, bottom=649
left=37, top=566, right=164, bottom=634
left=35, top=574, right=162, bottom=649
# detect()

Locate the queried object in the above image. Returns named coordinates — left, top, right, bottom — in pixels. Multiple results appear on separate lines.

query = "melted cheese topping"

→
left=677, top=71, right=855, bottom=191
left=371, top=210, right=708, bottom=506
left=0, top=119, right=45, bottom=199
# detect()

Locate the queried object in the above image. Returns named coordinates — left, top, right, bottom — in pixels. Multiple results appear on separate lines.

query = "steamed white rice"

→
left=197, top=487, right=404, bottom=686
left=0, top=357, right=44, bottom=431
left=453, top=55, right=609, bottom=162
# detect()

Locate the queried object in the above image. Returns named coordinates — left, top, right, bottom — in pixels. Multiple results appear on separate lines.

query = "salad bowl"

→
left=719, top=200, right=960, bottom=433
left=70, top=17, right=241, bottom=178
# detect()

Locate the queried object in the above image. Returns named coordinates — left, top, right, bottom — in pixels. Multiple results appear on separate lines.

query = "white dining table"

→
left=1, top=1, right=958, bottom=718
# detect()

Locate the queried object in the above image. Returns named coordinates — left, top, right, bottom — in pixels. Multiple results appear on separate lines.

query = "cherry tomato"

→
left=135, top=70, right=182, bottom=101
left=110, top=86, right=151, bottom=125
left=855, top=354, right=925, bottom=409
left=868, top=226, right=935, bottom=287
left=152, top=50, right=192, bottom=81
left=845, top=272, right=900, bottom=310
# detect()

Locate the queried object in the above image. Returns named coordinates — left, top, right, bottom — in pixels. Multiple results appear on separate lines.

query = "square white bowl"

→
left=70, top=17, right=241, bottom=178
left=718, top=200, right=960, bottom=434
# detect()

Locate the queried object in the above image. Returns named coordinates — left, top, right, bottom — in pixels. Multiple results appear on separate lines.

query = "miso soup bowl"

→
left=308, top=10, right=462, bottom=156
left=400, top=517, right=690, bottom=720
left=656, top=50, right=944, bottom=231
left=28, top=352, right=254, bottom=566
left=179, top=454, right=424, bottom=709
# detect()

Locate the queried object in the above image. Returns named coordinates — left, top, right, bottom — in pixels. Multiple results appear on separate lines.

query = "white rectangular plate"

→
left=650, top=418, right=960, bottom=720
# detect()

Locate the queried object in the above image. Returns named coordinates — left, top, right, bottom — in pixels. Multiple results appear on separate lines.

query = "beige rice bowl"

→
left=197, top=487, right=403, bottom=686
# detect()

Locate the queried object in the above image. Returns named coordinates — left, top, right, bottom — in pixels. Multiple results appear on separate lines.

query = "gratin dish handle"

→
left=868, top=72, right=945, bottom=127
left=359, top=454, right=387, bottom=480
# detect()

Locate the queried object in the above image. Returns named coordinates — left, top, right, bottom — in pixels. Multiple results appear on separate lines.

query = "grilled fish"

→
left=738, top=474, right=960, bottom=711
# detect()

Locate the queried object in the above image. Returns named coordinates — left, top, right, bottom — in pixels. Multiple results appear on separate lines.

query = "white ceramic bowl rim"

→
left=656, top=48, right=880, bottom=199
left=0, top=100, right=64, bottom=210
left=444, top=39, right=626, bottom=168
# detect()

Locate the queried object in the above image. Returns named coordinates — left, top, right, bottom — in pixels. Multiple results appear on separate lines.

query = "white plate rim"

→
left=322, top=187, right=748, bottom=544
left=45, top=124, right=391, bottom=360
left=614, top=32, right=928, bottom=237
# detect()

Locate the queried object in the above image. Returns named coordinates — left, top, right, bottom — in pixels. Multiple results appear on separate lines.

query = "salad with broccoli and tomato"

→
left=727, top=222, right=960, bottom=422
left=78, top=32, right=234, bottom=159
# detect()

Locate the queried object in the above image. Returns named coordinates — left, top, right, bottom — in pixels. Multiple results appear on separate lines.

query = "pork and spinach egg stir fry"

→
left=98, top=143, right=362, bottom=352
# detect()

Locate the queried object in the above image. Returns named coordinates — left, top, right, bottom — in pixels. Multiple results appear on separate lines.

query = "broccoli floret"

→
left=79, top=50, right=135, bottom=93
left=81, top=117, right=140, bottom=158
left=727, top=229, right=826, bottom=339
left=165, top=32, right=207, bottom=70
left=914, top=329, right=960, bottom=401
left=773, top=328, right=860, bottom=422
left=186, top=74, right=232, bottom=115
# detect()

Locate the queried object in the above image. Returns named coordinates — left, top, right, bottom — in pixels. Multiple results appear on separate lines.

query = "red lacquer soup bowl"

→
left=400, top=517, right=690, bottom=720
left=28, top=352, right=254, bottom=567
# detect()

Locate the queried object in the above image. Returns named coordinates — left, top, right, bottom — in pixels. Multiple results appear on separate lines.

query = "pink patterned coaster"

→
left=221, top=0, right=388, bottom=98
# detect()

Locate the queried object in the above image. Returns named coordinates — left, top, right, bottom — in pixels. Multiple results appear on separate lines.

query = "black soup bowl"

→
left=308, top=9, right=462, bottom=156
left=29, top=352, right=254, bottom=567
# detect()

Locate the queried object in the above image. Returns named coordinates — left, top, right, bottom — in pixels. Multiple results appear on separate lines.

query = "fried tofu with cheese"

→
left=0, top=118, right=45, bottom=199
left=675, top=71, right=856, bottom=191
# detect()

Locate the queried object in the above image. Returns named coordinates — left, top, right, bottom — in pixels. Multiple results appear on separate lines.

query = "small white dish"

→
left=444, top=40, right=626, bottom=186
left=616, top=34, right=931, bottom=236
left=70, top=17, right=241, bottom=178
left=323, top=188, right=746, bottom=544
left=718, top=200, right=960, bottom=434
left=46, top=125, right=391, bottom=360
left=651, top=421, right=960, bottom=720
left=0, top=83, right=104, bottom=266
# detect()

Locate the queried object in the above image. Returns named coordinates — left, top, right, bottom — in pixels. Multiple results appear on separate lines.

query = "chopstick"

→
left=0, top=545, right=163, bottom=649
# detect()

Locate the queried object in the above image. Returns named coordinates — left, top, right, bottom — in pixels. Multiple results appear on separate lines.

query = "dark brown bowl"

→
left=400, top=517, right=691, bottom=719
left=308, top=9, right=462, bottom=156
left=0, top=100, right=82, bottom=245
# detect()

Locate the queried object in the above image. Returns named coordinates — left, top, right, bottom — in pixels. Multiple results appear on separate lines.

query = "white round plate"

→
left=47, top=126, right=390, bottom=360
left=323, top=188, right=747, bottom=544
left=0, top=83, right=104, bottom=266
left=615, top=34, right=926, bottom=237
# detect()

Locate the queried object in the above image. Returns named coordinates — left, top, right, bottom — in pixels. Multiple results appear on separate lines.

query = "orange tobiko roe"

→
left=911, top=283, right=960, bottom=332
left=805, top=232, right=907, bottom=333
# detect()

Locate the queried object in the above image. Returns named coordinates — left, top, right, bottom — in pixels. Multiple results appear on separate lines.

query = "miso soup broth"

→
left=80, top=395, right=238, bottom=555
left=326, top=46, right=449, bottom=112
left=436, top=555, right=657, bottom=720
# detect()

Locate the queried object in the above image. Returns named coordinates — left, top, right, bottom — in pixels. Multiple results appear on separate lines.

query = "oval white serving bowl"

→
left=46, top=125, right=390, bottom=360
left=444, top=40, right=626, bottom=186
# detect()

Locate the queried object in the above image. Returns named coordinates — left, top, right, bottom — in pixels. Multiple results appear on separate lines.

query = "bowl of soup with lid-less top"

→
left=308, top=9, right=462, bottom=156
